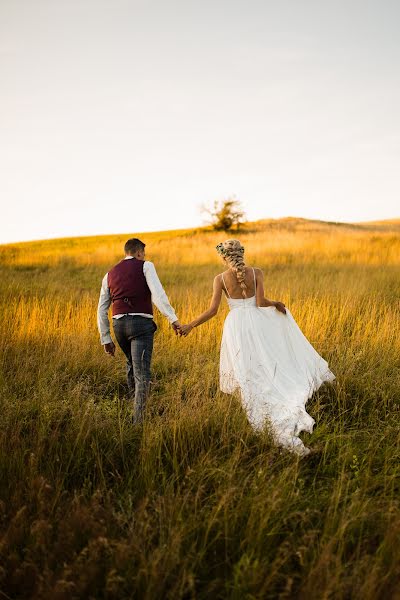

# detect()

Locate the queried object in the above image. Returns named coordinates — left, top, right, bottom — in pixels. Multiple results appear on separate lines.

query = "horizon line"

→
left=1, top=215, right=399, bottom=247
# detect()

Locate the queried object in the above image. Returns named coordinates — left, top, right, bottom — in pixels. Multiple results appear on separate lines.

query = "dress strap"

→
left=221, top=273, right=231, bottom=298
left=252, top=267, right=256, bottom=292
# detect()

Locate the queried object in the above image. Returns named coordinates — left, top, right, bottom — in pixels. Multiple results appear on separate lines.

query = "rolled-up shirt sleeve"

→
left=97, top=273, right=113, bottom=345
left=144, top=261, right=178, bottom=324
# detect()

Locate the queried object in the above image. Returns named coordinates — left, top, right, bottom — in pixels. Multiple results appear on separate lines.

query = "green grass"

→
left=0, top=218, right=399, bottom=599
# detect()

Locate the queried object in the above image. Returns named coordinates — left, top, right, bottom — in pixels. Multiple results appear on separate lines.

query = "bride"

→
left=179, top=239, right=335, bottom=457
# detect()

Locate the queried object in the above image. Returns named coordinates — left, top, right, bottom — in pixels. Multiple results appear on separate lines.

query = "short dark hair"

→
left=124, top=238, right=146, bottom=255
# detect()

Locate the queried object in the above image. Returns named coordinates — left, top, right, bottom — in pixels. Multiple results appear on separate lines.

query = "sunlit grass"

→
left=0, top=218, right=399, bottom=599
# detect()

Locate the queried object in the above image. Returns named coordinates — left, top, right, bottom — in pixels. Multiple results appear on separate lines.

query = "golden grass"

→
left=0, top=218, right=399, bottom=599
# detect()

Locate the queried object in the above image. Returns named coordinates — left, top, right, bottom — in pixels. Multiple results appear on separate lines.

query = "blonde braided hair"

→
left=216, top=239, right=247, bottom=298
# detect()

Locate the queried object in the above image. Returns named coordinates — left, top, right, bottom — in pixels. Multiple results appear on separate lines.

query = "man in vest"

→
left=97, top=237, right=181, bottom=423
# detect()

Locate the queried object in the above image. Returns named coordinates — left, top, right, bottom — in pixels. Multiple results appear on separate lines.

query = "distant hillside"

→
left=1, top=215, right=399, bottom=274
left=1, top=216, right=399, bottom=252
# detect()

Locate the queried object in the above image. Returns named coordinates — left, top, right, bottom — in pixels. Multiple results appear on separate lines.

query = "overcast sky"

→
left=1, top=0, right=399, bottom=243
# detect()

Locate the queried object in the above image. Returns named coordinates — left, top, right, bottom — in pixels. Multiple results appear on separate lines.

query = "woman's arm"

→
left=180, top=275, right=223, bottom=336
left=255, top=268, right=287, bottom=314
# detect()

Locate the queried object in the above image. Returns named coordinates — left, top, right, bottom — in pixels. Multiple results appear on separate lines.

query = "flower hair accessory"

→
left=216, top=243, right=228, bottom=256
left=216, top=241, right=244, bottom=257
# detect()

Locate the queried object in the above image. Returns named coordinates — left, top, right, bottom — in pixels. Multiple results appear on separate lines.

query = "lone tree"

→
left=204, top=198, right=246, bottom=232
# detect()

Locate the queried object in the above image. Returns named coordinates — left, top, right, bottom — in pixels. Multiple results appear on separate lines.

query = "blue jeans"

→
left=112, top=315, right=157, bottom=422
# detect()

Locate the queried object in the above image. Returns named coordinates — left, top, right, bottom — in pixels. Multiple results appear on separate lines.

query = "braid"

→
left=216, top=240, right=247, bottom=298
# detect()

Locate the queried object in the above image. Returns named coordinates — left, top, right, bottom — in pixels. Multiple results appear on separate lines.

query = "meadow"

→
left=0, top=217, right=399, bottom=599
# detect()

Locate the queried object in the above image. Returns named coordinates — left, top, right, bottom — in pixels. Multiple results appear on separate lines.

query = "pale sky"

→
left=1, top=0, right=399, bottom=243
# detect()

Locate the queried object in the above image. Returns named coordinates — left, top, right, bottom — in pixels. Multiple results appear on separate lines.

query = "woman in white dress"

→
left=180, top=239, right=335, bottom=457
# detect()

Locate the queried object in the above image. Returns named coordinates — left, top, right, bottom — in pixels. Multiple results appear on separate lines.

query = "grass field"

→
left=0, top=217, right=399, bottom=599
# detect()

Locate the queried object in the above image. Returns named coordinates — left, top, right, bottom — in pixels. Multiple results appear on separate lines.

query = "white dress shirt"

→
left=97, top=257, right=178, bottom=345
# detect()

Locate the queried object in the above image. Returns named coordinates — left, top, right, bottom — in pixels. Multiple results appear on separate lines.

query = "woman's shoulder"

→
left=214, top=271, right=231, bottom=285
left=245, top=265, right=262, bottom=274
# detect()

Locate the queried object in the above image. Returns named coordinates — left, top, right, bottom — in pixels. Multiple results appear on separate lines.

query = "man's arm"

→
left=97, top=273, right=114, bottom=346
left=143, top=261, right=180, bottom=328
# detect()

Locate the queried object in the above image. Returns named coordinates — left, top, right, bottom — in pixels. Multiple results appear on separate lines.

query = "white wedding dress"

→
left=220, top=269, right=335, bottom=456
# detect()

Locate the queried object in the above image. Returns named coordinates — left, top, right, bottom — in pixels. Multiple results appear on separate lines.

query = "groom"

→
left=97, top=238, right=181, bottom=423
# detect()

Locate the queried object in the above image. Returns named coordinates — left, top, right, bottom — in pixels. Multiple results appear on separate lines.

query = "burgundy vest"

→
left=107, top=259, right=153, bottom=317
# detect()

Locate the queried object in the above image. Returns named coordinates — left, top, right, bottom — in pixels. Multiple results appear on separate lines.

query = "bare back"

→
left=220, top=266, right=259, bottom=299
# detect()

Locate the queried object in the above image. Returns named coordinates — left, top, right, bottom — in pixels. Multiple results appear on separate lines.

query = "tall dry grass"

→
left=0, top=218, right=399, bottom=599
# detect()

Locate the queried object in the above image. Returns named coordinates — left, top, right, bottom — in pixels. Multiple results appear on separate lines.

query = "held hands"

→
left=172, top=320, right=182, bottom=335
left=172, top=321, right=193, bottom=337
left=178, top=323, right=194, bottom=337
